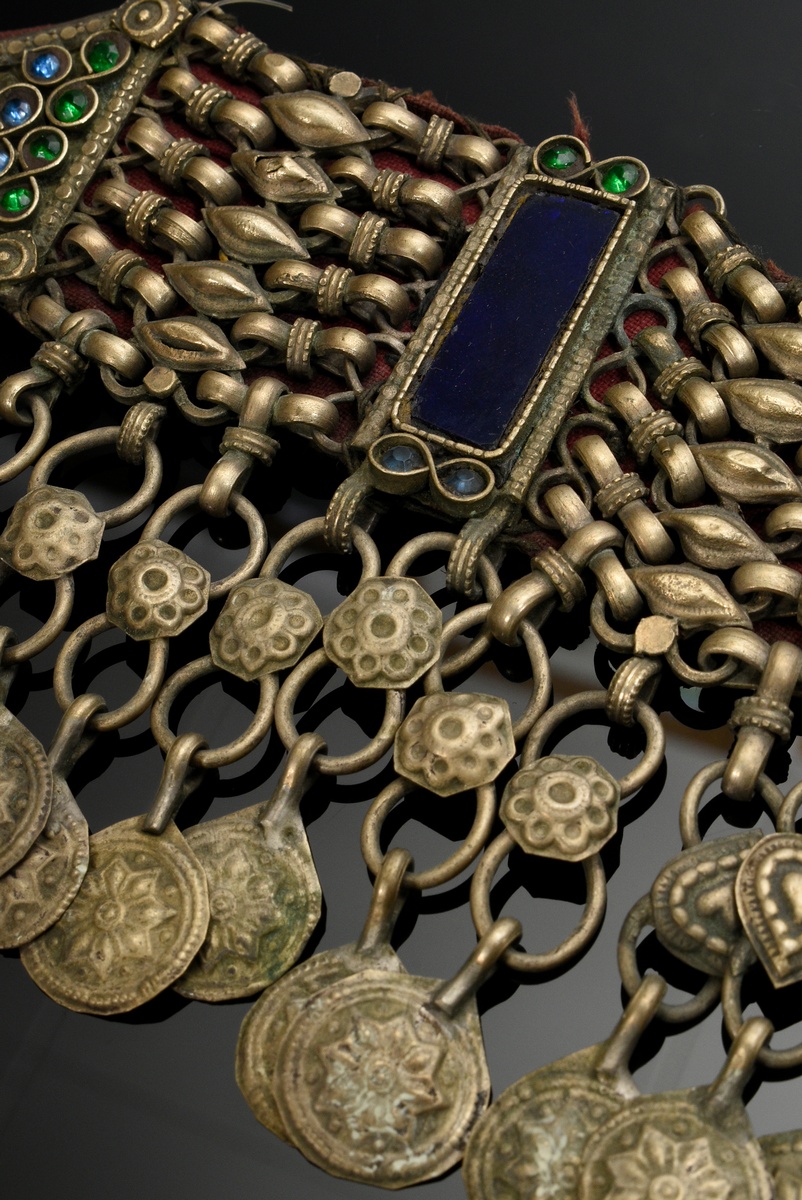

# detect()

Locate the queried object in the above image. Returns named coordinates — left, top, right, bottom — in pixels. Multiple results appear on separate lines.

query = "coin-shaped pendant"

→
left=0, top=708, right=53, bottom=876
left=174, top=801, right=321, bottom=1001
left=464, top=1070, right=623, bottom=1200
left=21, top=816, right=210, bottom=1014
left=759, top=1130, right=802, bottom=1196
left=0, top=776, right=88, bottom=948
left=274, top=969, right=490, bottom=1188
left=237, top=940, right=404, bottom=1142
left=579, top=1097, right=771, bottom=1200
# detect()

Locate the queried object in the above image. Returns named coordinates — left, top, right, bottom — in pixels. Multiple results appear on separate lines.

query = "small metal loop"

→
left=274, top=646, right=405, bottom=776
left=423, top=602, right=551, bottom=741
left=360, top=777, right=496, bottom=890
left=679, top=759, right=785, bottom=848
left=260, top=515, right=381, bottom=596
left=589, top=590, right=636, bottom=656
left=470, top=829, right=607, bottom=972
left=386, top=531, right=502, bottom=677
left=522, top=690, right=665, bottom=799
left=722, top=940, right=802, bottom=1070
left=142, top=731, right=208, bottom=835
left=142, top=485, right=268, bottom=600
left=778, top=780, right=802, bottom=833
left=618, top=894, right=721, bottom=1024
left=53, top=613, right=169, bottom=733
left=0, top=396, right=52, bottom=485
left=356, top=846, right=414, bottom=954
left=48, top=693, right=107, bottom=778
left=28, top=426, right=163, bottom=527
left=150, top=655, right=278, bottom=770
left=2, top=576, right=74, bottom=665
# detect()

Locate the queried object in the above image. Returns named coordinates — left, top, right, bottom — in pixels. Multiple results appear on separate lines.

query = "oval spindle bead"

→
left=717, top=377, right=802, bottom=444
left=746, top=323, right=802, bottom=381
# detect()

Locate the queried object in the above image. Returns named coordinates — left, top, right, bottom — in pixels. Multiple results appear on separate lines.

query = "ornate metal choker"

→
left=2, top=2, right=802, bottom=1195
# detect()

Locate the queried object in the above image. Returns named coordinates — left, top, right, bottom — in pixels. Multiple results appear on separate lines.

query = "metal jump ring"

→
left=361, top=776, right=496, bottom=890
left=679, top=758, right=785, bottom=848
left=522, top=690, right=665, bottom=799
left=0, top=396, right=51, bottom=485
left=274, top=646, right=404, bottom=776
left=53, top=613, right=169, bottom=733
left=1, top=575, right=73, bottom=665
left=722, top=939, right=802, bottom=1070
left=150, top=654, right=278, bottom=769
left=618, top=893, right=721, bottom=1024
left=260, top=515, right=381, bottom=593
left=29, top=427, right=163, bottom=528
left=423, top=602, right=551, bottom=741
left=470, top=829, right=607, bottom=972
left=142, top=485, right=267, bottom=600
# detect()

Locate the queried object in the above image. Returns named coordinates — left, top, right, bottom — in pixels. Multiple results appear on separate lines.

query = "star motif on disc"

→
left=603, top=1127, right=732, bottom=1200
left=62, top=854, right=177, bottom=981
left=314, top=1013, right=445, bottom=1153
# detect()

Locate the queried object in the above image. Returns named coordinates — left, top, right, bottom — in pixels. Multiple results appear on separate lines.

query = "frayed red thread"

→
left=568, top=93, right=591, bottom=153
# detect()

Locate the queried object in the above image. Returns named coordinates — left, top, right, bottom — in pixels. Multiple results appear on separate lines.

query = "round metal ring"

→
left=29, top=427, right=163, bottom=528
left=274, top=646, right=405, bottom=776
left=0, top=396, right=51, bottom=485
left=261, top=516, right=381, bottom=596
left=142, top=485, right=268, bottom=600
left=386, top=531, right=502, bottom=678
left=470, top=829, right=607, bottom=972
left=522, top=690, right=665, bottom=799
left=150, top=654, right=278, bottom=769
left=722, top=939, right=802, bottom=1070
left=618, top=893, right=721, bottom=1024
left=2, top=575, right=74, bottom=665
left=423, top=602, right=551, bottom=741
left=360, top=776, right=496, bottom=890
left=679, top=758, right=785, bottom=847
left=53, top=613, right=169, bottom=733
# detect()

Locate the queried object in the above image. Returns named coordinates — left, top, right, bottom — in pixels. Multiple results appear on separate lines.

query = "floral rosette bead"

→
left=106, top=539, right=210, bottom=640
left=210, top=578, right=323, bottom=680
left=0, top=485, right=104, bottom=580
left=394, top=692, right=515, bottom=797
left=323, top=576, right=441, bottom=688
left=500, top=755, right=620, bottom=862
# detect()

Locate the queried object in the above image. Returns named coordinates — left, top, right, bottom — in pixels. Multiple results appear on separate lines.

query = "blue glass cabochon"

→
left=411, top=189, right=621, bottom=450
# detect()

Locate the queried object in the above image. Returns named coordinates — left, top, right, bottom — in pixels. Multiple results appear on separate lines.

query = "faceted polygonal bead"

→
left=324, top=577, right=441, bottom=688
left=2, top=96, right=32, bottom=127
left=106, top=539, right=210, bottom=640
left=500, top=755, right=620, bottom=862
left=87, top=40, right=120, bottom=72
left=0, top=485, right=104, bottom=580
left=540, top=144, right=579, bottom=171
left=0, top=186, right=32, bottom=213
left=600, top=161, right=639, bottom=194
left=210, top=578, right=322, bottom=680
left=54, top=89, right=88, bottom=123
left=394, top=692, right=515, bottom=796
left=29, top=133, right=61, bottom=162
left=30, top=53, right=62, bottom=81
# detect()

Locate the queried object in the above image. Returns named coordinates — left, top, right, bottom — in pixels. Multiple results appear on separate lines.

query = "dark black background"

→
left=2, top=3, right=802, bottom=1198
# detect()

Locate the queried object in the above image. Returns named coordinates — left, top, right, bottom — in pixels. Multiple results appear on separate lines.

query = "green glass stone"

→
left=29, top=132, right=61, bottom=162
left=1, top=185, right=33, bottom=213
left=87, top=39, right=120, bottom=73
left=54, top=89, right=89, bottom=123
left=600, top=161, right=640, bottom=194
left=540, top=144, right=580, bottom=171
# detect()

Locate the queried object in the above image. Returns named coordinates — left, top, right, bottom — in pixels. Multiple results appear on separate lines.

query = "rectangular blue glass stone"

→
left=410, top=189, right=621, bottom=450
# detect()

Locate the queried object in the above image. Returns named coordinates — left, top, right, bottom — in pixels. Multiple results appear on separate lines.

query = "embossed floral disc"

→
left=236, top=942, right=404, bottom=1142
left=274, top=970, right=490, bottom=1188
left=463, top=1069, right=624, bottom=1200
left=0, top=776, right=88, bottom=948
left=174, top=802, right=321, bottom=1002
left=21, top=817, right=210, bottom=1014
left=0, top=708, right=53, bottom=876
left=579, top=1098, right=772, bottom=1200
